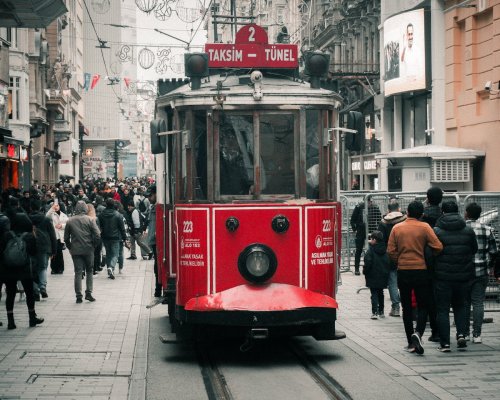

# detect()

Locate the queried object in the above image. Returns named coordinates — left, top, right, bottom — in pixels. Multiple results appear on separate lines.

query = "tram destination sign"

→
left=205, top=24, right=298, bottom=69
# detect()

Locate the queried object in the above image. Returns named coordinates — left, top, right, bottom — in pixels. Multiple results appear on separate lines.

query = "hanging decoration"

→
left=124, top=81, right=137, bottom=95
left=154, top=0, right=175, bottom=21
left=138, top=47, right=155, bottom=69
left=124, top=77, right=131, bottom=88
left=176, top=0, right=203, bottom=23
left=91, top=0, right=111, bottom=14
left=83, top=73, right=91, bottom=91
left=135, top=0, right=158, bottom=14
left=91, top=74, right=101, bottom=90
left=170, top=53, right=184, bottom=74
left=155, top=48, right=171, bottom=75
left=139, top=83, right=156, bottom=100
left=116, top=45, right=133, bottom=63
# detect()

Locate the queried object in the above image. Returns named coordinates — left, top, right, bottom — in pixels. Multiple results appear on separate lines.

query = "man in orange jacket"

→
left=387, top=200, right=443, bottom=355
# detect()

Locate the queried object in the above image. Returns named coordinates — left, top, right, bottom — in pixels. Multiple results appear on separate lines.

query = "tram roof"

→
left=156, top=74, right=343, bottom=109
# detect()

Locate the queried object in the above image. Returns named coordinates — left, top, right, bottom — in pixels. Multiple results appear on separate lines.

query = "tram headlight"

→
left=238, top=244, right=277, bottom=284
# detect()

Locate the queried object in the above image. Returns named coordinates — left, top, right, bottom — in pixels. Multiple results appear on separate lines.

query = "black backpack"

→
left=138, top=199, right=147, bottom=213
left=2, top=232, right=29, bottom=268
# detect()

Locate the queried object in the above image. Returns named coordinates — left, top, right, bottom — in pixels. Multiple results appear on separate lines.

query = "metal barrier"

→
left=341, top=191, right=500, bottom=312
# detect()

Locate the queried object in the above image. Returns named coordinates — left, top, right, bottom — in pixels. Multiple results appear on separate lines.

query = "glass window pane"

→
left=306, top=110, right=320, bottom=199
left=193, top=111, right=207, bottom=200
left=219, top=114, right=254, bottom=195
left=260, top=114, right=295, bottom=195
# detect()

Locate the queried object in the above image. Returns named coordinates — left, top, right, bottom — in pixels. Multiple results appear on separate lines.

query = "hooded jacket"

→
left=363, top=241, right=391, bottom=289
left=29, top=211, right=57, bottom=255
left=377, top=211, right=407, bottom=243
left=433, top=213, right=478, bottom=281
left=97, top=207, right=127, bottom=241
left=64, top=201, right=101, bottom=256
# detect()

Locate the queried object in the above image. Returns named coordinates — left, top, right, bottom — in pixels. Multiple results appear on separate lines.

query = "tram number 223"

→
left=322, top=219, right=332, bottom=233
left=183, top=221, right=194, bottom=233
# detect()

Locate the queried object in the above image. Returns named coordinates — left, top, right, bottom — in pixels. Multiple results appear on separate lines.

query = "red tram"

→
left=151, top=24, right=345, bottom=341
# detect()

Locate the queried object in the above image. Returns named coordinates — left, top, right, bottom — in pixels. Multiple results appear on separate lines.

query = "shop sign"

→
left=0, top=143, right=19, bottom=159
left=351, top=159, right=377, bottom=171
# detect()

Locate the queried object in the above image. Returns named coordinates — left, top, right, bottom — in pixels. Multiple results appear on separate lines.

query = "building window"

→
left=7, top=28, right=17, bottom=48
left=431, top=159, right=470, bottom=182
left=8, top=77, right=20, bottom=120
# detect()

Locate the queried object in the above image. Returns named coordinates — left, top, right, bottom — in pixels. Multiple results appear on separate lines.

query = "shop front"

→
left=0, top=135, right=22, bottom=192
left=350, top=155, right=380, bottom=191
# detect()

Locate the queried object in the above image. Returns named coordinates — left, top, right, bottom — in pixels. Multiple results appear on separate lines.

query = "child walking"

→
left=363, top=230, right=391, bottom=320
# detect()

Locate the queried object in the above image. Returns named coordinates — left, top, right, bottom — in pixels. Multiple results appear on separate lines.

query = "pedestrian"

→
left=432, top=201, right=478, bottom=352
left=387, top=200, right=443, bottom=355
left=464, top=202, right=497, bottom=344
left=64, top=201, right=101, bottom=303
left=46, top=201, right=68, bottom=274
left=125, top=202, right=151, bottom=260
left=0, top=206, right=44, bottom=329
left=145, top=185, right=162, bottom=297
left=86, top=204, right=102, bottom=275
left=363, top=230, right=391, bottom=320
left=350, top=195, right=381, bottom=275
left=418, top=186, right=444, bottom=343
left=98, top=198, right=127, bottom=280
left=377, top=201, right=406, bottom=317
left=29, top=198, right=57, bottom=300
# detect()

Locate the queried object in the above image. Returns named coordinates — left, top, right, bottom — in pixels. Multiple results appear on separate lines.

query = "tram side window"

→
left=219, top=114, right=254, bottom=195
left=260, top=114, right=295, bottom=195
left=306, top=110, right=320, bottom=199
left=193, top=111, right=207, bottom=200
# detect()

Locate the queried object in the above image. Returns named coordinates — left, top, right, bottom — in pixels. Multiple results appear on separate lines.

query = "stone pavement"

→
left=0, top=251, right=153, bottom=400
left=337, top=270, right=500, bottom=400
left=1, top=251, right=500, bottom=400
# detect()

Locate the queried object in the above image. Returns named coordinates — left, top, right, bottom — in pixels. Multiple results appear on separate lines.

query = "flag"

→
left=91, top=74, right=101, bottom=90
left=124, top=77, right=131, bottom=88
left=84, top=73, right=91, bottom=91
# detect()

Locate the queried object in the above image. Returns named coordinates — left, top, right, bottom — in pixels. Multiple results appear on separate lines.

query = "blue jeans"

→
left=465, top=275, right=489, bottom=337
left=434, top=279, right=469, bottom=346
left=388, top=269, right=400, bottom=308
left=103, top=240, right=120, bottom=272
left=33, top=252, right=49, bottom=294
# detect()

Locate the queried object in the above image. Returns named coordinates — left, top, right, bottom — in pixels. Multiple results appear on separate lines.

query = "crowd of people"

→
left=0, top=177, right=158, bottom=329
left=358, top=187, right=500, bottom=355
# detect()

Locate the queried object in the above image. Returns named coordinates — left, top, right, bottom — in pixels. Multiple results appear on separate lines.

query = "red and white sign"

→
left=205, top=24, right=298, bottom=69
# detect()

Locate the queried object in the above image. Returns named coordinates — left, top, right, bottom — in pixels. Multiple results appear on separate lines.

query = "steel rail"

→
left=196, top=344, right=234, bottom=400
left=288, top=341, right=353, bottom=400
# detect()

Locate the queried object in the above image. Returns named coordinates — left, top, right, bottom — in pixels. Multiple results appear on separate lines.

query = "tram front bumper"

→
left=181, top=283, right=339, bottom=327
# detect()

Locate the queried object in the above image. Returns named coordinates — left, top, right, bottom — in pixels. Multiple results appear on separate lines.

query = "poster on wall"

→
left=384, top=8, right=428, bottom=96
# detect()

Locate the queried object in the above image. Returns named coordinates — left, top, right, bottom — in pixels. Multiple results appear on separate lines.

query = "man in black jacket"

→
left=433, top=201, right=478, bottom=352
left=29, top=199, right=57, bottom=300
left=98, top=198, right=127, bottom=280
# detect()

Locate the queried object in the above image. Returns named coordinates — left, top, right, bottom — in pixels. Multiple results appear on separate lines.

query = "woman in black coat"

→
left=0, top=209, right=44, bottom=329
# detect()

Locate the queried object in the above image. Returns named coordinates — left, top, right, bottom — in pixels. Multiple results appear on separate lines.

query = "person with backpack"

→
left=0, top=205, right=44, bottom=329
left=125, top=202, right=151, bottom=260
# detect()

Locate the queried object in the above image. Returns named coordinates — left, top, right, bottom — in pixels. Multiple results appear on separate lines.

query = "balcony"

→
left=46, top=91, right=67, bottom=114
left=53, top=119, right=71, bottom=143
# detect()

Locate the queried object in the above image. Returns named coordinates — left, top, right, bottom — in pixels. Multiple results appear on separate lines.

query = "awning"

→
left=0, top=0, right=67, bottom=28
left=376, top=145, right=485, bottom=160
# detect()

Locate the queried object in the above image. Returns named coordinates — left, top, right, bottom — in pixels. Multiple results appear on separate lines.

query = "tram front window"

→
left=220, top=115, right=254, bottom=195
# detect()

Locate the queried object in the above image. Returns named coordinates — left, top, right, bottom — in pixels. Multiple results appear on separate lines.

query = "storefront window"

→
left=8, top=77, right=20, bottom=120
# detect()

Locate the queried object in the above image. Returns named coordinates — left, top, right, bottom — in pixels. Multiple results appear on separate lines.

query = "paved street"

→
left=1, top=251, right=500, bottom=399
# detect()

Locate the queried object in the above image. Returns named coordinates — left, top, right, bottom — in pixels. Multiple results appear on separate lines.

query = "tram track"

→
left=287, top=340, right=353, bottom=400
left=195, top=338, right=352, bottom=400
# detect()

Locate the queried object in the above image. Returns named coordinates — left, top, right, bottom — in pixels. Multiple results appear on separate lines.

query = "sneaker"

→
left=355, top=270, right=361, bottom=276
left=457, top=335, right=467, bottom=348
left=107, top=268, right=112, bottom=277
left=389, top=308, right=400, bottom=317
left=378, top=313, right=385, bottom=319
left=40, top=291, right=48, bottom=299
left=76, top=297, right=83, bottom=304
left=85, top=293, right=96, bottom=302
left=34, top=294, right=41, bottom=302
left=127, top=256, right=137, bottom=260
left=411, top=333, right=424, bottom=355
left=371, top=314, right=378, bottom=320
left=472, top=336, right=482, bottom=344
left=428, top=335, right=440, bottom=343
left=119, top=268, right=123, bottom=274
left=109, top=271, right=115, bottom=280
left=438, top=344, right=451, bottom=352
left=148, top=252, right=154, bottom=260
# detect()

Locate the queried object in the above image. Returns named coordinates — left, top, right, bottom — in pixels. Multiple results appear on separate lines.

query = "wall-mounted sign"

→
left=85, top=148, right=93, bottom=156
left=352, top=159, right=378, bottom=171
left=0, top=143, right=19, bottom=159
